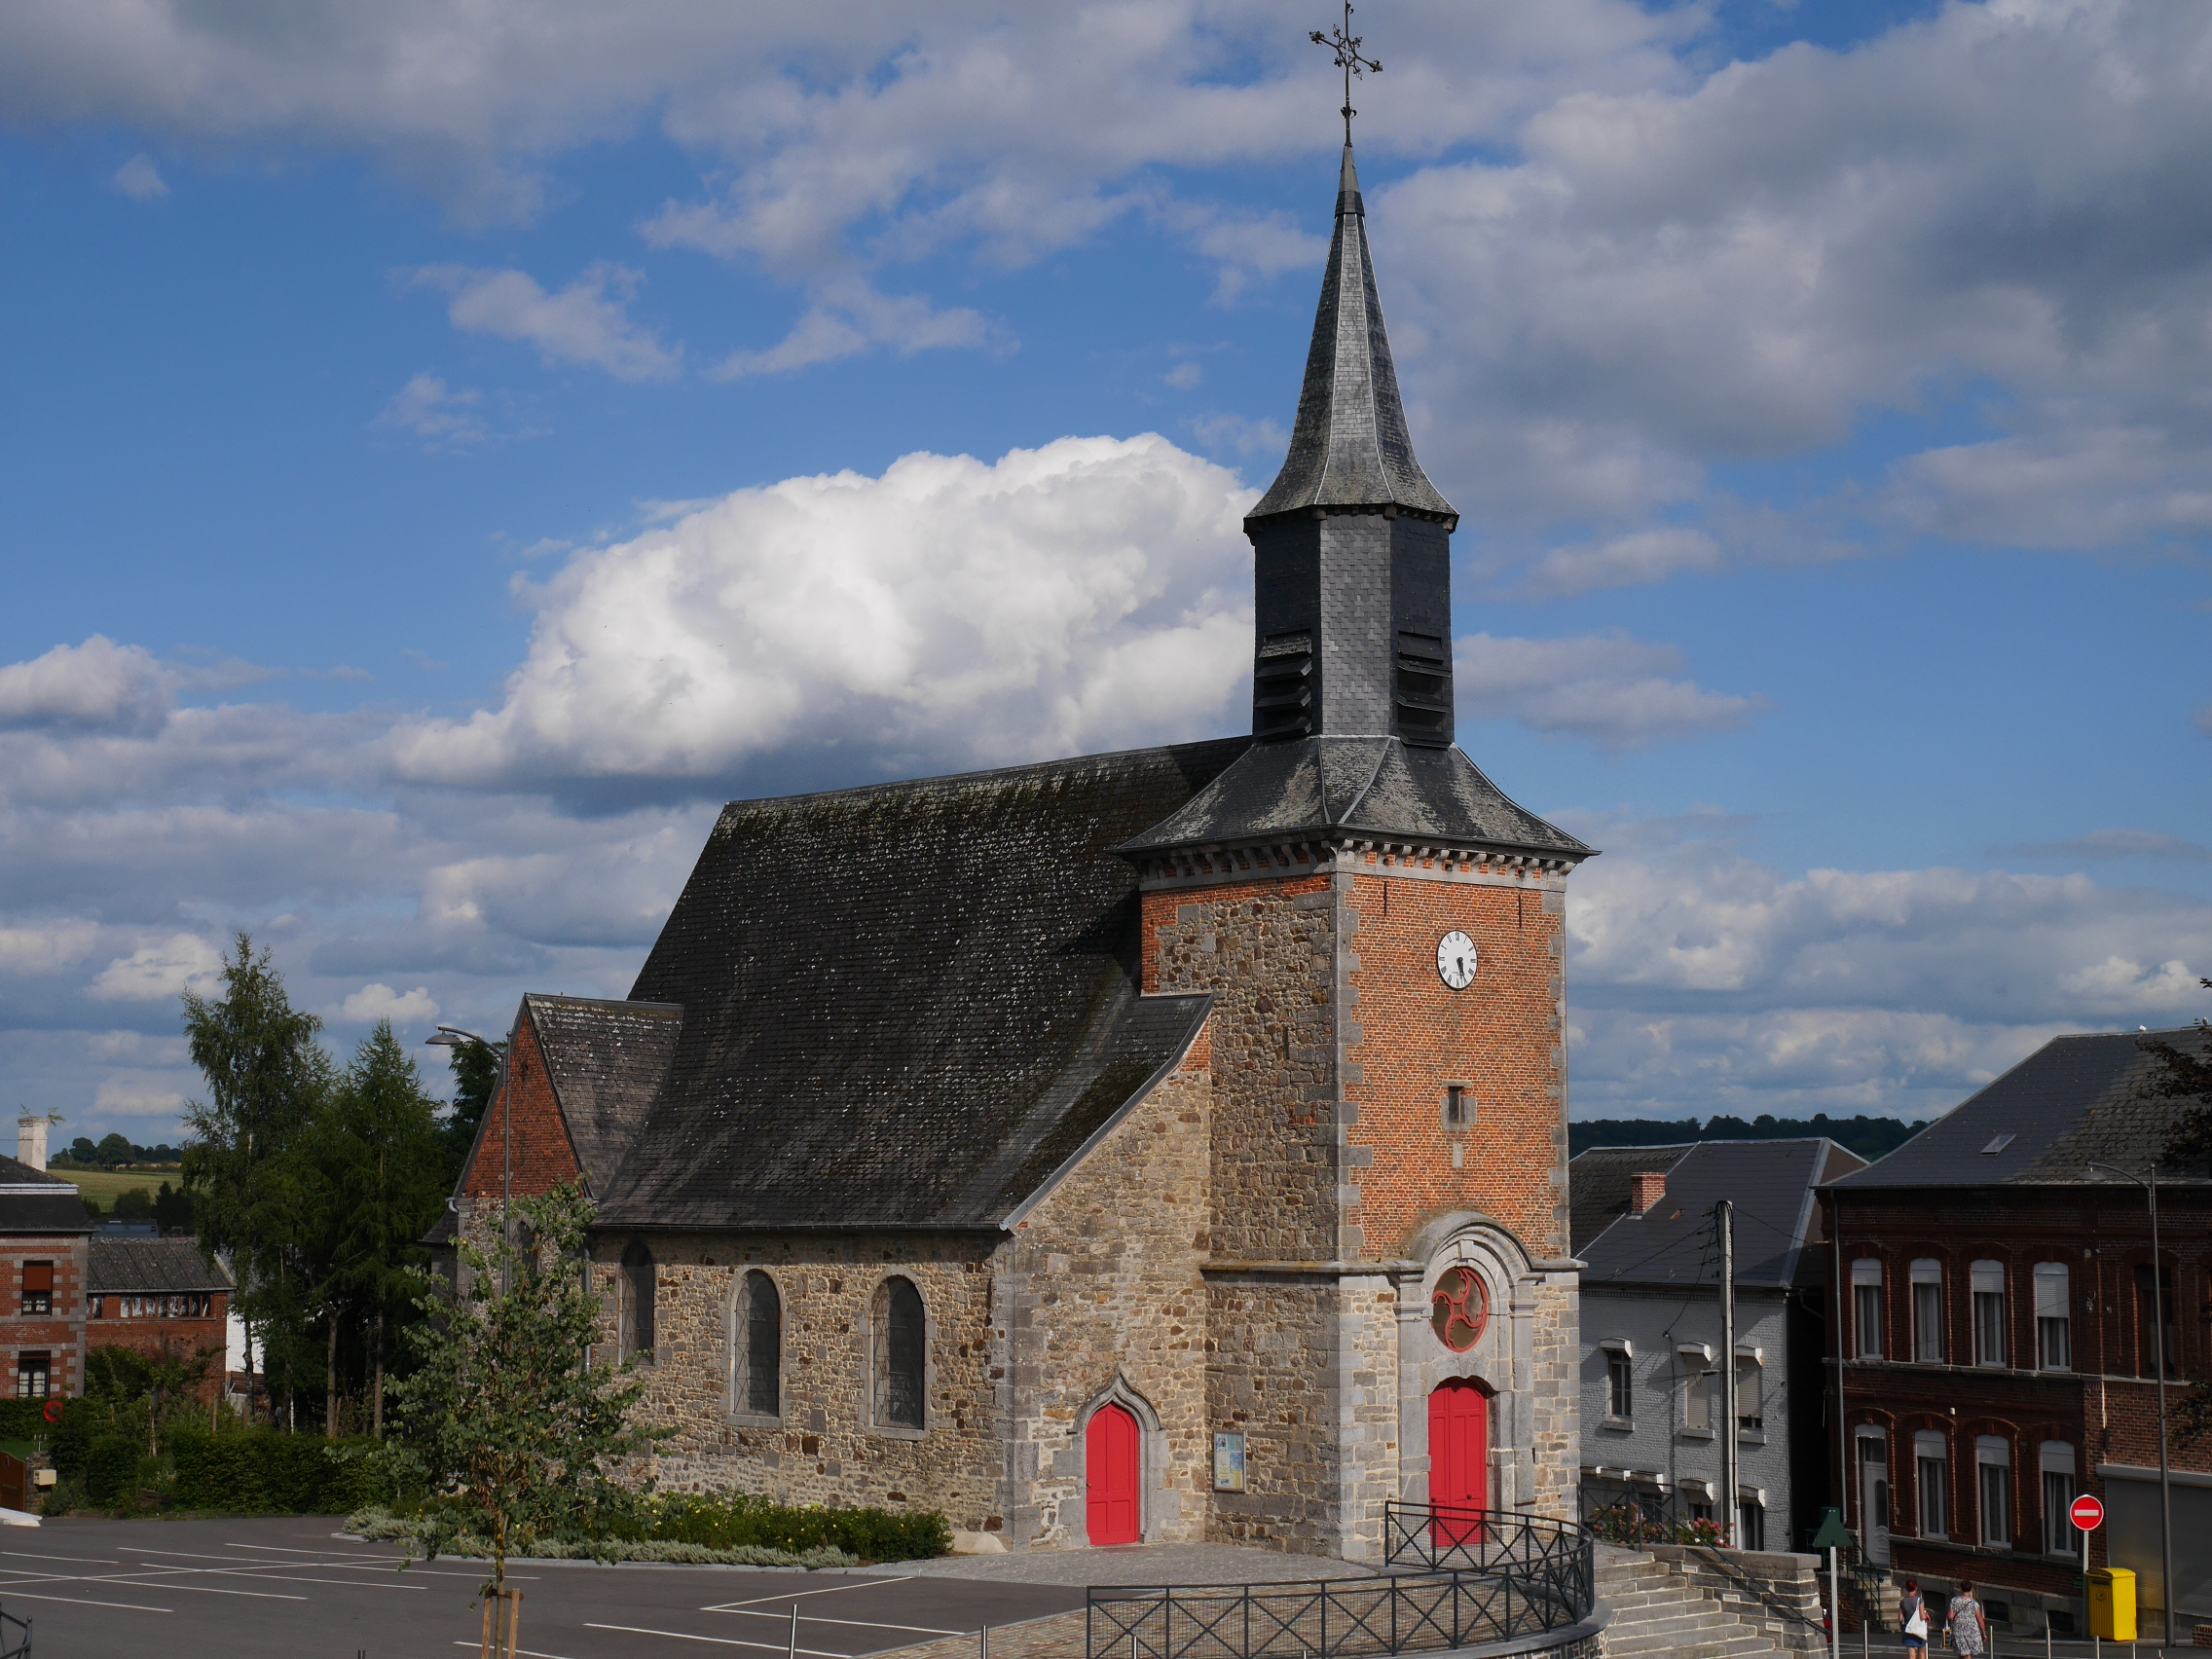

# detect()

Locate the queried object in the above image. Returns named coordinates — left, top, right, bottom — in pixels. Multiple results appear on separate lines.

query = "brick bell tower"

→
left=1123, top=138, right=1597, bottom=1558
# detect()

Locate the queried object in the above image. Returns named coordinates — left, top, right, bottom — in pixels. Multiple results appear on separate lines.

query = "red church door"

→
left=1428, top=1381, right=1491, bottom=1546
left=1086, top=1404, right=1141, bottom=1545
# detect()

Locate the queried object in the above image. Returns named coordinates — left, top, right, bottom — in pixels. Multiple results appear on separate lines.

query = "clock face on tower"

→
left=1436, top=931, right=1478, bottom=990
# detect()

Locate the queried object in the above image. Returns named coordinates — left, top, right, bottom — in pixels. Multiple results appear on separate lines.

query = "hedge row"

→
left=627, top=1493, right=949, bottom=1562
left=166, top=1428, right=387, bottom=1514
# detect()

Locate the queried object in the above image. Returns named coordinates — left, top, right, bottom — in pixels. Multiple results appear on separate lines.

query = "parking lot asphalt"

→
left=3, top=1517, right=1087, bottom=1659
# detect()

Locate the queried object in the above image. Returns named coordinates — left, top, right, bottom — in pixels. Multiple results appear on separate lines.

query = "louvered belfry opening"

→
left=1244, top=142, right=1459, bottom=748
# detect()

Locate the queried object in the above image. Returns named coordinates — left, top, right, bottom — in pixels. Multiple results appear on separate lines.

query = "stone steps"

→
left=1596, top=1547, right=1791, bottom=1659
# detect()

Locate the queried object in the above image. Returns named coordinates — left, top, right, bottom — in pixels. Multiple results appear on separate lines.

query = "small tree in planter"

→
left=387, top=1183, right=655, bottom=1652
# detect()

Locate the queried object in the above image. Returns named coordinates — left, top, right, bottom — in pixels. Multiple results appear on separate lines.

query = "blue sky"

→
left=3, top=0, right=2208, bottom=1139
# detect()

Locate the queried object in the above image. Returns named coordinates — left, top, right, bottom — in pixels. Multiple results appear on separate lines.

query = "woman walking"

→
left=1899, top=1579, right=1929, bottom=1654
left=1947, top=1582, right=1988, bottom=1657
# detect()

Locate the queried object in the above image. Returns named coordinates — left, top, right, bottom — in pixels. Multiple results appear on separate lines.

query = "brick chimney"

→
left=16, top=1117, right=47, bottom=1173
left=1628, top=1170, right=1666, bottom=1216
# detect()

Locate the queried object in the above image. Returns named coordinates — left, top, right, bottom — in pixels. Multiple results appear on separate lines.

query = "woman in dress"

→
left=1946, top=1582, right=1987, bottom=1656
left=1899, top=1579, right=1929, bottom=1655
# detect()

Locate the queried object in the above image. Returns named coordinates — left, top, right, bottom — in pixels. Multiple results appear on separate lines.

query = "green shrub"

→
left=167, top=1428, right=387, bottom=1515
left=81, top=1435, right=142, bottom=1508
left=636, top=1493, right=949, bottom=1562
left=0, top=1400, right=59, bottom=1444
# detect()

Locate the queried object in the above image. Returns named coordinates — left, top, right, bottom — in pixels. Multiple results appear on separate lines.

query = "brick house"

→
left=0, top=1153, right=93, bottom=1401
left=1574, top=1138, right=1863, bottom=1550
left=86, top=1238, right=233, bottom=1403
left=434, top=137, right=1597, bottom=1559
left=1824, top=1026, right=2212, bottom=1641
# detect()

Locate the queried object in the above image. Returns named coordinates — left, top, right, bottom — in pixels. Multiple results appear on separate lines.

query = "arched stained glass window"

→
left=874, top=1277, right=926, bottom=1429
left=744, top=1271, right=781, bottom=1418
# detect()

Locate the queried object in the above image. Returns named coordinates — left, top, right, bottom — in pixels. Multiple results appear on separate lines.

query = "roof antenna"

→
left=1310, top=1, right=1382, bottom=150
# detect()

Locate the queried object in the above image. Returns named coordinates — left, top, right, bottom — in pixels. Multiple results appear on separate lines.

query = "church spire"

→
left=1240, top=71, right=1457, bottom=749
left=1246, top=137, right=1456, bottom=527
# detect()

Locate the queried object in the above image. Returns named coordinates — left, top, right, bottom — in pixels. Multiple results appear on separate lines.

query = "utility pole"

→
left=1718, top=1198, right=1739, bottom=1549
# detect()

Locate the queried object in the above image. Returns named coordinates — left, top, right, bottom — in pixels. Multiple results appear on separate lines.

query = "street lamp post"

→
left=2088, top=1160, right=2176, bottom=1645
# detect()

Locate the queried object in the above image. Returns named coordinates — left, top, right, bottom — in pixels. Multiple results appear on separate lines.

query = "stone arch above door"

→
left=1075, top=1376, right=1169, bottom=1546
left=1394, top=1212, right=1554, bottom=1515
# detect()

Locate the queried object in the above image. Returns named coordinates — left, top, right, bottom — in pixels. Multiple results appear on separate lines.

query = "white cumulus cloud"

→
left=409, top=264, right=680, bottom=381
left=387, top=434, right=1259, bottom=790
left=92, top=1078, right=190, bottom=1118
left=333, top=982, right=441, bottom=1024
left=0, top=637, right=171, bottom=734
left=90, top=935, right=224, bottom=1002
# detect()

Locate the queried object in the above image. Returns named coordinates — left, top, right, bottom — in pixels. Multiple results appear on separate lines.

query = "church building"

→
left=442, top=137, right=1595, bottom=1560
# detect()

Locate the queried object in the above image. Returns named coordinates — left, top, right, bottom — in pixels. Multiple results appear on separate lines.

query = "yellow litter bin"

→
left=2087, top=1567, right=2137, bottom=1641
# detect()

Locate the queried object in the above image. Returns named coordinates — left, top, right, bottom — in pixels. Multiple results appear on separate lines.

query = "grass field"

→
left=48, top=1166, right=183, bottom=1205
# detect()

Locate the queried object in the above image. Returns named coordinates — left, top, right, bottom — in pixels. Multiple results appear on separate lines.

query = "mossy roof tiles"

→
left=594, top=738, right=1245, bottom=1230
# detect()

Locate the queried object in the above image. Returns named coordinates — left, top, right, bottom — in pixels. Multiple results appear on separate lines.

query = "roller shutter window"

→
left=1853, top=1259, right=1884, bottom=1358
left=1971, top=1261, right=2007, bottom=1368
left=19, top=1264, right=51, bottom=1317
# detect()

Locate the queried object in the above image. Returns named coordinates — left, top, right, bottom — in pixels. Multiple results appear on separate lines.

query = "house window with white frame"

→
left=1976, top=1435, right=2013, bottom=1548
left=1681, top=1350, right=1714, bottom=1433
left=1605, top=1347, right=1633, bottom=1421
left=1916, top=1429, right=1949, bottom=1539
left=1971, top=1261, right=2008, bottom=1368
left=2034, top=1263, right=2071, bottom=1371
left=1910, top=1260, right=1943, bottom=1361
left=2040, top=1442, right=2077, bottom=1556
left=1853, top=1259, right=1884, bottom=1357
left=1735, top=1352, right=1763, bottom=1431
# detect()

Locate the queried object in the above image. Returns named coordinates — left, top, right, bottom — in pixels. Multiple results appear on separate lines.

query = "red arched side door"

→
left=1428, top=1380, right=1491, bottom=1546
left=1087, top=1403, right=1141, bottom=1546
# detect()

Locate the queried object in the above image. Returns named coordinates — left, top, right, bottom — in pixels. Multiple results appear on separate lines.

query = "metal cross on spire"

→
left=1310, top=2, right=1382, bottom=147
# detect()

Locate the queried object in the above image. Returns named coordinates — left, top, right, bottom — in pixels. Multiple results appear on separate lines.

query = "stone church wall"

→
left=579, top=1019, right=1217, bottom=1547
left=1142, top=874, right=1338, bottom=1262
left=991, top=1038, right=1213, bottom=1547
left=596, top=1233, right=1004, bottom=1529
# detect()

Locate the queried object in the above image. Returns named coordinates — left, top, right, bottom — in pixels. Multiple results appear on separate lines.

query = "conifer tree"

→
left=309, top=1021, right=449, bottom=1436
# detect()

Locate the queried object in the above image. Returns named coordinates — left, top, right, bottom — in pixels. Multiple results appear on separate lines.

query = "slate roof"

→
left=1122, top=735, right=1591, bottom=862
left=88, top=1237, right=231, bottom=1295
left=524, top=994, right=682, bottom=1193
left=0, top=1156, right=93, bottom=1235
left=1248, top=146, right=1456, bottom=527
left=596, top=739, right=1245, bottom=1231
left=1575, top=1139, right=1866, bottom=1290
left=1831, top=1027, right=2212, bottom=1190
left=1568, top=1143, right=1693, bottom=1254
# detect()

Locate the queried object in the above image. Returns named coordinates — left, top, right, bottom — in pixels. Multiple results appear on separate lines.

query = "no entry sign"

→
left=2071, top=1493, right=2106, bottom=1531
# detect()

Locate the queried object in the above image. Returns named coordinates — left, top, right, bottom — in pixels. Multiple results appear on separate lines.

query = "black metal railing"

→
left=1086, top=1507, right=1595, bottom=1659
left=0, top=1600, right=28, bottom=1659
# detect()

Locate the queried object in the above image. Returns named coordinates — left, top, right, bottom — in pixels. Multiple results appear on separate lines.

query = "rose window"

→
left=1430, top=1266, right=1488, bottom=1352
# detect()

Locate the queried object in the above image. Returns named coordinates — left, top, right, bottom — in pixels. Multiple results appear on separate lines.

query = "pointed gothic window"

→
left=873, top=1277, right=926, bottom=1429
left=622, top=1239, right=655, bottom=1364
left=742, top=1271, right=781, bottom=1418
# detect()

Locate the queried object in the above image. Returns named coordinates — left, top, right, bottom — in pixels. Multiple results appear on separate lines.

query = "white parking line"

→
left=588, top=1620, right=853, bottom=1653
left=102, top=1576, right=308, bottom=1601
left=0, top=1588, right=173, bottom=1612
left=714, top=1608, right=966, bottom=1637
left=0, top=1549, right=122, bottom=1565
left=705, top=1578, right=912, bottom=1611
left=450, top=1644, right=582, bottom=1659
left=233, top=1542, right=540, bottom=1578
